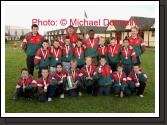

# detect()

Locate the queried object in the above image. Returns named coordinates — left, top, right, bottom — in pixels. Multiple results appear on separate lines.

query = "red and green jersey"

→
left=37, top=75, right=51, bottom=93
left=73, top=46, right=85, bottom=66
left=81, top=64, right=96, bottom=86
left=128, top=36, right=146, bottom=56
left=50, top=47, right=62, bottom=67
left=120, top=46, right=137, bottom=65
left=61, top=44, right=74, bottom=62
left=22, top=32, right=45, bottom=56
left=112, top=71, right=127, bottom=85
left=85, top=38, right=98, bottom=57
left=34, top=48, right=51, bottom=69
left=68, top=68, right=84, bottom=82
left=127, top=70, right=147, bottom=84
left=94, top=64, right=112, bottom=87
left=107, top=44, right=121, bottom=64
left=97, top=45, right=107, bottom=58
left=64, top=33, right=77, bottom=44
left=53, top=70, right=67, bottom=82
left=16, top=75, right=37, bottom=90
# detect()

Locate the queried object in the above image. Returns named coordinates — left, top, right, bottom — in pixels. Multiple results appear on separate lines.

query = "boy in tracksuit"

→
left=61, top=35, right=74, bottom=72
left=97, top=36, right=107, bottom=61
left=81, top=56, right=97, bottom=95
left=120, top=38, right=137, bottom=76
left=66, top=59, right=84, bottom=96
left=37, top=68, right=55, bottom=102
left=84, top=30, right=99, bottom=66
left=127, top=64, right=147, bottom=98
left=112, top=65, right=131, bottom=97
left=50, top=39, right=62, bottom=76
left=73, top=36, right=85, bottom=69
left=21, top=24, right=44, bottom=76
left=13, top=68, right=37, bottom=100
left=52, top=63, right=67, bottom=99
left=93, top=55, right=112, bottom=96
left=107, top=37, right=121, bottom=72
left=34, top=40, right=51, bottom=78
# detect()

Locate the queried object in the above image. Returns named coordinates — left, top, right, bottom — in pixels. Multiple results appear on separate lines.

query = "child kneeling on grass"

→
left=37, top=68, right=55, bottom=102
left=93, top=55, right=112, bottom=96
left=127, top=64, right=147, bottom=98
left=81, top=56, right=97, bottom=96
left=13, top=68, right=37, bottom=101
left=66, top=59, right=84, bottom=97
left=52, top=63, right=67, bottom=99
left=112, top=64, right=131, bottom=98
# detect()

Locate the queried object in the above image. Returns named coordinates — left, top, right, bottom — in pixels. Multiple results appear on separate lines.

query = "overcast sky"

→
left=3, top=1, right=157, bottom=35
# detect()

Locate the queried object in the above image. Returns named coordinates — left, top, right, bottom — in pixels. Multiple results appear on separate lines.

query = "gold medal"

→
left=56, top=58, right=58, bottom=61
left=125, top=57, right=128, bottom=59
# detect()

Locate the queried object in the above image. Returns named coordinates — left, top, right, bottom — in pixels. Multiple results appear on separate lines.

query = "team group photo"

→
left=2, top=1, right=158, bottom=115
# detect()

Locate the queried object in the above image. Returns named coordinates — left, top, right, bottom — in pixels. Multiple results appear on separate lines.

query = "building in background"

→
left=5, top=25, right=30, bottom=40
left=46, top=16, right=155, bottom=47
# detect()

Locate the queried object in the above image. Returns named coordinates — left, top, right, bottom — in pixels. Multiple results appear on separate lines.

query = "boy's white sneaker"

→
left=78, top=92, right=82, bottom=96
left=48, top=97, right=52, bottom=102
left=60, top=94, right=64, bottom=99
left=139, top=95, right=144, bottom=98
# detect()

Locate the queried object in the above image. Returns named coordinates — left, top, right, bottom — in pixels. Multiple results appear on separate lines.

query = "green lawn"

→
left=5, top=41, right=155, bottom=113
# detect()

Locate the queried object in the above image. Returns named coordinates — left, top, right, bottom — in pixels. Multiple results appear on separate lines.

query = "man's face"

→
left=67, top=27, right=74, bottom=34
left=123, top=40, right=129, bottom=47
left=32, top=27, right=38, bottom=35
left=100, top=58, right=106, bottom=66
left=131, top=28, right=138, bottom=37
left=42, top=42, right=49, bottom=49
left=42, top=70, right=48, bottom=78
left=56, top=65, right=62, bottom=73
left=65, top=39, right=70, bottom=45
left=110, top=39, right=116, bottom=46
left=89, top=31, right=94, bottom=39
left=133, top=66, right=140, bottom=73
left=85, top=57, right=92, bottom=66
left=53, top=41, right=60, bottom=48
left=117, top=66, right=123, bottom=73
left=21, top=71, right=28, bottom=78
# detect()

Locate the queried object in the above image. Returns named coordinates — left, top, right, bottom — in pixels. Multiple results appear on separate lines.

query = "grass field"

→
left=5, top=40, right=155, bottom=113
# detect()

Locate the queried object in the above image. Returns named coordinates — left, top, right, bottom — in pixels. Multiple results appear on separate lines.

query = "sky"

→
left=3, top=1, right=157, bottom=35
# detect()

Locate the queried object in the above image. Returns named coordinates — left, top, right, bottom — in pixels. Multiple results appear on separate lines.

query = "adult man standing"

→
left=22, top=24, right=45, bottom=76
left=128, top=27, right=146, bottom=65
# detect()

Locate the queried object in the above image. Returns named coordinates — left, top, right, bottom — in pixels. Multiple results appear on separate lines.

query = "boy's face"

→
left=85, top=57, right=92, bottom=66
left=110, top=39, right=116, bottom=46
left=133, top=66, right=140, bottom=73
left=117, top=66, right=123, bottom=73
left=100, top=58, right=106, bottom=66
left=131, top=28, right=138, bottom=37
left=53, top=41, right=60, bottom=48
left=42, top=42, right=49, bottom=49
left=71, top=61, right=77, bottom=69
left=99, top=39, right=105, bottom=45
left=41, top=70, right=49, bottom=78
left=65, top=39, right=70, bottom=45
left=76, top=41, right=82, bottom=47
left=123, top=40, right=129, bottom=47
left=21, top=70, right=29, bottom=78
left=56, top=65, right=62, bottom=73
left=89, top=31, right=94, bottom=39
left=32, top=27, right=38, bottom=35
